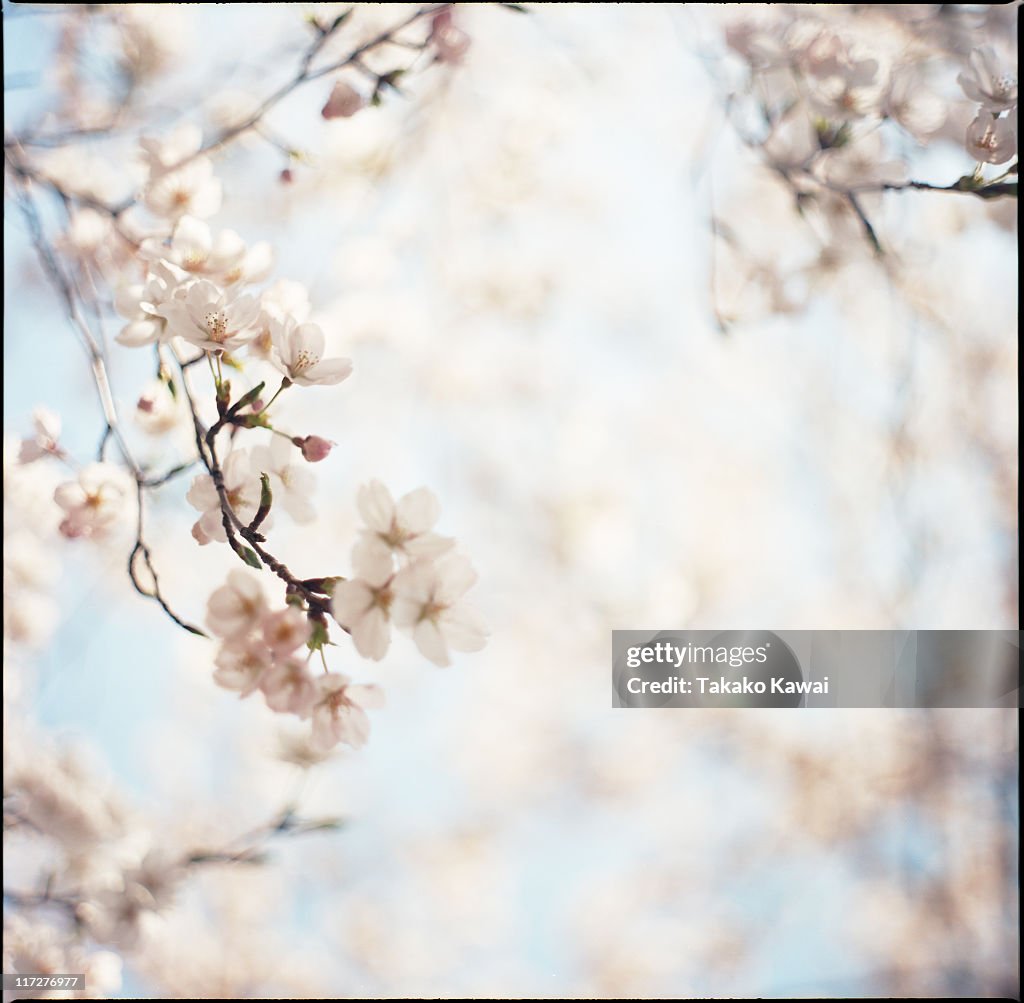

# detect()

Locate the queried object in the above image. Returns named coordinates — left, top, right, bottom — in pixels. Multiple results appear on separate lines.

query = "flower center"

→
left=370, top=584, right=394, bottom=613
left=293, top=348, right=319, bottom=372
left=380, top=518, right=411, bottom=549
left=206, top=311, right=229, bottom=342
left=418, top=599, right=446, bottom=624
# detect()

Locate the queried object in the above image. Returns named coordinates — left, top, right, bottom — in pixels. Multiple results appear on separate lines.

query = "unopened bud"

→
left=322, top=81, right=365, bottom=120
left=431, top=10, right=471, bottom=64
left=293, top=435, right=335, bottom=463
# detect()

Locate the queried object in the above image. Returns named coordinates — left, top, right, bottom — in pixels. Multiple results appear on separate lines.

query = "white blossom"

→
left=958, top=46, right=1018, bottom=113
left=54, top=463, right=133, bottom=540
left=144, top=156, right=222, bottom=220
left=332, top=545, right=395, bottom=661
left=186, top=449, right=263, bottom=545
left=250, top=280, right=312, bottom=360
left=309, top=673, right=385, bottom=751
left=353, top=480, right=454, bottom=566
left=139, top=124, right=204, bottom=178
left=142, top=214, right=244, bottom=276
left=114, top=260, right=191, bottom=348
left=123, top=848, right=186, bottom=911
left=269, top=316, right=352, bottom=387
left=134, top=379, right=185, bottom=436
left=259, top=657, right=318, bottom=717
left=213, top=637, right=272, bottom=696
left=142, top=215, right=273, bottom=288
left=260, top=606, right=312, bottom=657
left=883, top=66, right=946, bottom=142
left=391, top=554, right=488, bottom=667
left=159, top=279, right=261, bottom=352
left=18, top=407, right=62, bottom=463
left=965, top=112, right=1017, bottom=165
left=205, top=569, right=267, bottom=639
left=807, top=54, right=882, bottom=121
left=61, top=208, right=112, bottom=258
left=119, top=5, right=188, bottom=80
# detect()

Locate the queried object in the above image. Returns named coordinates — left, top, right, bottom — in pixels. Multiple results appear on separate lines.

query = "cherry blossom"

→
left=186, top=449, right=263, bottom=545
left=259, top=656, right=318, bottom=717
left=807, top=52, right=882, bottom=121
left=138, top=123, right=204, bottom=178
left=142, top=215, right=272, bottom=288
left=18, top=407, right=63, bottom=463
left=54, top=463, right=133, bottom=540
left=114, top=260, right=190, bottom=348
left=205, top=570, right=267, bottom=639
left=391, top=554, right=489, bottom=668
left=249, top=280, right=312, bottom=359
left=61, top=208, right=112, bottom=258
left=144, top=156, right=223, bottom=220
left=160, top=279, right=261, bottom=352
left=883, top=66, right=946, bottom=142
left=958, top=46, right=1018, bottom=113
left=141, top=215, right=245, bottom=278
left=331, top=545, right=395, bottom=661
left=260, top=606, right=312, bottom=657
left=268, top=316, right=353, bottom=386
left=353, top=480, right=454, bottom=566
left=213, top=637, right=272, bottom=696
left=309, top=673, right=385, bottom=752
left=966, top=112, right=1017, bottom=165
left=134, top=380, right=185, bottom=436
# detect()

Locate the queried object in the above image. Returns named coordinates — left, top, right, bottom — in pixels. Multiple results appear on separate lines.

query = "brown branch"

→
left=13, top=181, right=203, bottom=637
left=128, top=477, right=208, bottom=637
left=176, top=356, right=344, bottom=627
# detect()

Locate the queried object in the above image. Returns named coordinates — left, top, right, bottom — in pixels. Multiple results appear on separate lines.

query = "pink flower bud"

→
left=322, top=81, right=365, bottom=120
left=279, top=168, right=294, bottom=185
left=431, top=9, right=471, bottom=64
left=294, top=435, right=335, bottom=463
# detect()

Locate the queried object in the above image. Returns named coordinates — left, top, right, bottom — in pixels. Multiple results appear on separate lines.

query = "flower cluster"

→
left=206, top=570, right=384, bottom=752
left=333, top=482, right=488, bottom=667
left=116, top=126, right=352, bottom=390
left=55, top=463, right=134, bottom=541
left=724, top=16, right=947, bottom=186
left=23, top=112, right=489, bottom=760
left=726, top=14, right=1018, bottom=182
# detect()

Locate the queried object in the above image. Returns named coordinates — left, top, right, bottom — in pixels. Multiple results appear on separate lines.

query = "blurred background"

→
left=3, top=4, right=1019, bottom=998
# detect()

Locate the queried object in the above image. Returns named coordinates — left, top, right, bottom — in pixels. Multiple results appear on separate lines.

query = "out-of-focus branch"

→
left=184, top=805, right=345, bottom=868
left=12, top=180, right=204, bottom=637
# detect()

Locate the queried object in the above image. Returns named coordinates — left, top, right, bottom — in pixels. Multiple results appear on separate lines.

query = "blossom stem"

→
left=260, top=378, right=291, bottom=414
